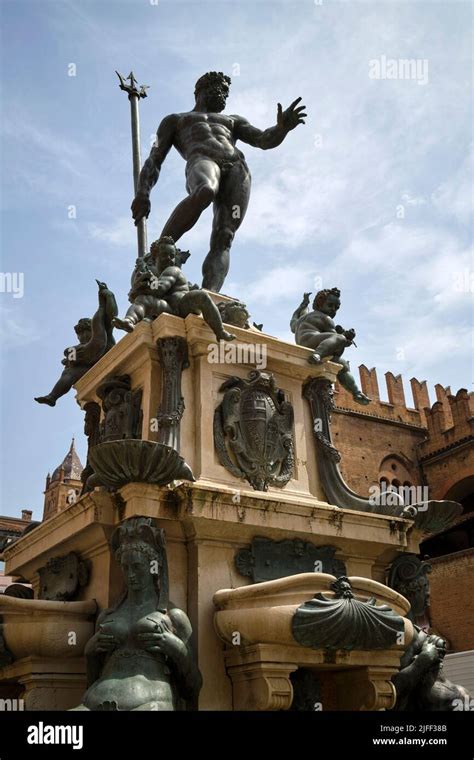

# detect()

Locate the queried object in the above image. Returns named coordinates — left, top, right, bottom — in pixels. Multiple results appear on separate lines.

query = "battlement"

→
left=334, top=366, right=474, bottom=448
left=335, top=365, right=429, bottom=427
left=419, top=388, right=474, bottom=459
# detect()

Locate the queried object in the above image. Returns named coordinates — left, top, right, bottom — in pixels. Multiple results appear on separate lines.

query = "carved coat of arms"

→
left=213, top=370, right=295, bottom=491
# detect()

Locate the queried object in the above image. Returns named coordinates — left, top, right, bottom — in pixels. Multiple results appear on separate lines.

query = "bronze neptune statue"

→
left=73, top=517, right=202, bottom=711
left=131, top=71, right=307, bottom=292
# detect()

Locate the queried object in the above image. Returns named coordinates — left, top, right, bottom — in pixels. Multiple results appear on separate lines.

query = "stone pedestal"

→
left=0, top=657, right=86, bottom=710
left=223, top=644, right=401, bottom=711
left=3, top=313, right=426, bottom=710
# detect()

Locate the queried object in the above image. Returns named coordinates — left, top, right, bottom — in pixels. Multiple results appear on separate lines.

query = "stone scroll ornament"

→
left=387, top=553, right=432, bottom=631
left=80, top=401, right=101, bottom=495
left=155, top=336, right=188, bottom=451
left=72, top=517, right=202, bottom=711
left=214, top=370, right=295, bottom=491
left=291, top=576, right=405, bottom=651
left=87, top=340, right=194, bottom=490
left=303, top=377, right=463, bottom=533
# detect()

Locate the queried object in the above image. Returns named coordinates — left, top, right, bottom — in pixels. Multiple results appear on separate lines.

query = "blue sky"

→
left=0, top=0, right=472, bottom=519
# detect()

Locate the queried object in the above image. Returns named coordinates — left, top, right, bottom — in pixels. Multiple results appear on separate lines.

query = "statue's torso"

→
left=295, top=310, right=336, bottom=346
left=84, top=608, right=176, bottom=711
left=173, top=111, right=245, bottom=164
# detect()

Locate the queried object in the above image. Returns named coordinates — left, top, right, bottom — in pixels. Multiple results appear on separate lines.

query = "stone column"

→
left=156, top=336, right=189, bottom=451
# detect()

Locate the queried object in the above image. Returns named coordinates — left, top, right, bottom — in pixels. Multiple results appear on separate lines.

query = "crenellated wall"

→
left=332, top=365, right=474, bottom=656
left=334, top=365, right=434, bottom=427
left=420, top=389, right=474, bottom=460
left=331, top=365, right=474, bottom=501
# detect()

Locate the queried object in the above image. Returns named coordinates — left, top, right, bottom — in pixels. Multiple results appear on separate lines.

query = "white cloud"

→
left=244, top=264, right=317, bottom=305
left=432, top=145, right=474, bottom=225
left=0, top=306, right=40, bottom=350
left=87, top=216, right=137, bottom=247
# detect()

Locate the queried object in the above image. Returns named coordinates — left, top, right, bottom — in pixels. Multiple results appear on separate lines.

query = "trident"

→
left=116, top=70, right=149, bottom=258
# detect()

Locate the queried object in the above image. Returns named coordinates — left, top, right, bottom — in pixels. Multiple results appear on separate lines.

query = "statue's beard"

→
left=206, top=93, right=227, bottom=112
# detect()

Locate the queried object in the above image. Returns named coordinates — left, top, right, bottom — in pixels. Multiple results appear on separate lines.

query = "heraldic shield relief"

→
left=213, top=370, right=295, bottom=491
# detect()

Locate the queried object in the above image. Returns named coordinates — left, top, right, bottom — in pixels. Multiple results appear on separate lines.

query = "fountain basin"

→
left=89, top=439, right=195, bottom=487
left=213, top=573, right=413, bottom=649
left=0, top=596, right=97, bottom=660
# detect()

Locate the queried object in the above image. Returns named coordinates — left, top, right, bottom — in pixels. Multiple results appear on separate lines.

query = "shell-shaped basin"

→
left=0, top=596, right=97, bottom=660
left=213, top=573, right=413, bottom=650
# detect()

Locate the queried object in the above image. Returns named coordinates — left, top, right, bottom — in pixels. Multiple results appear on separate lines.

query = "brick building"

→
left=0, top=438, right=84, bottom=588
left=0, top=510, right=33, bottom=592
left=332, top=365, right=474, bottom=665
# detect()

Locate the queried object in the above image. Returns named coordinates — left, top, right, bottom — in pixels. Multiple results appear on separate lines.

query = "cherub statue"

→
left=392, top=628, right=471, bottom=711
left=35, top=281, right=117, bottom=407
left=291, top=288, right=370, bottom=405
left=72, top=517, right=202, bottom=711
left=112, top=236, right=235, bottom=342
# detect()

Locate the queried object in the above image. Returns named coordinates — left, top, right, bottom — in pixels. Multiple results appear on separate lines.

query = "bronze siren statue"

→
left=73, top=518, right=202, bottom=711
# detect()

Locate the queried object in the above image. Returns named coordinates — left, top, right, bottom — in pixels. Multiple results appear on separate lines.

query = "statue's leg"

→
left=113, top=296, right=170, bottom=332
left=113, top=302, right=145, bottom=332
left=336, top=358, right=370, bottom=405
left=177, top=291, right=235, bottom=341
left=160, top=159, right=221, bottom=242
left=148, top=300, right=172, bottom=319
left=202, top=160, right=251, bottom=292
left=308, top=334, right=347, bottom=364
left=35, top=366, right=85, bottom=406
